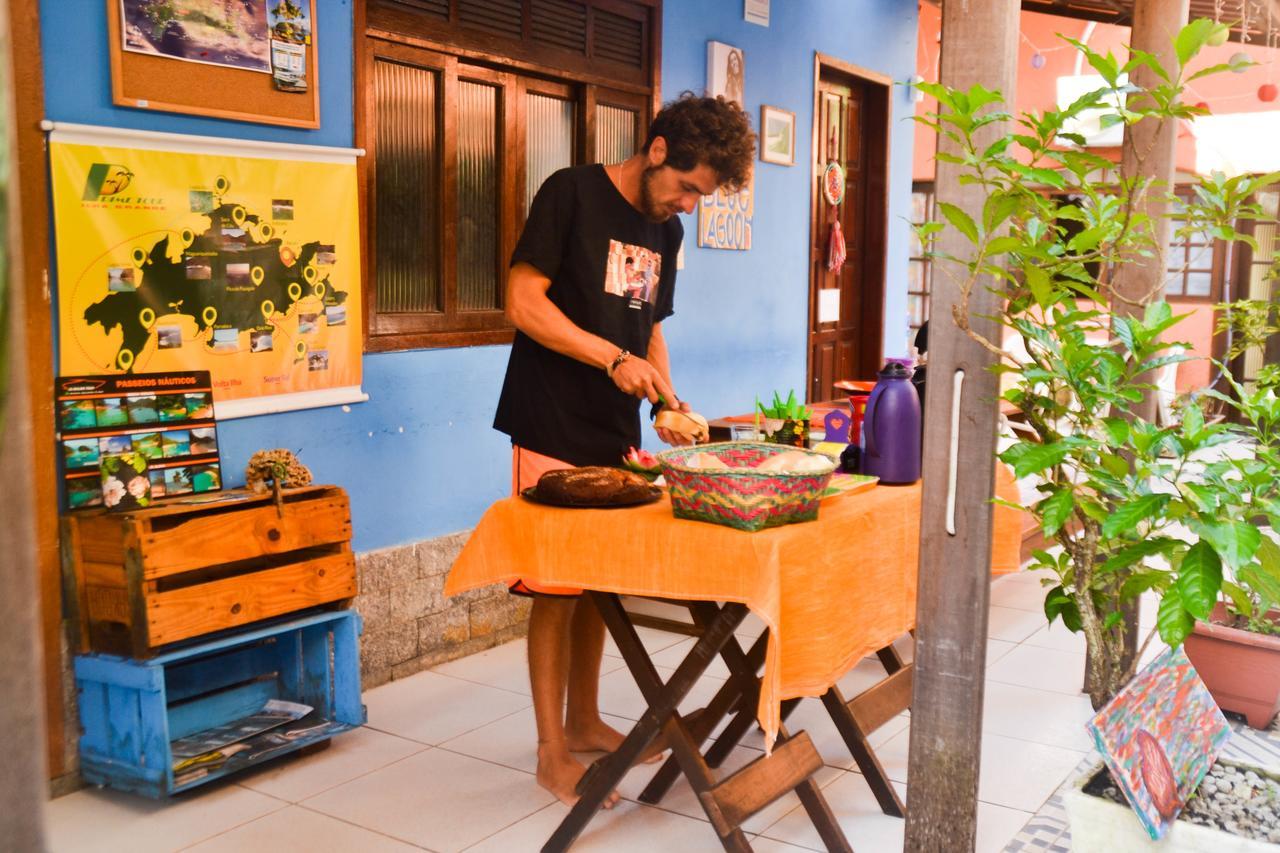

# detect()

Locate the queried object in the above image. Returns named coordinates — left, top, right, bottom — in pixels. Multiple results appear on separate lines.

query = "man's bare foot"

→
left=537, top=741, right=620, bottom=808
left=566, top=719, right=666, bottom=764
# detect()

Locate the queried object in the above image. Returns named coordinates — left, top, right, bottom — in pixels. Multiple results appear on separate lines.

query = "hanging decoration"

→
left=826, top=220, right=847, bottom=274
left=1030, top=53, right=1046, bottom=70
left=1260, top=83, right=1278, bottom=102
left=823, top=161, right=846, bottom=207
left=1230, top=51, right=1252, bottom=71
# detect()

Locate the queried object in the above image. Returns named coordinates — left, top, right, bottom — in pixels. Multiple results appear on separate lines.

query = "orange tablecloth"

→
left=446, top=468, right=1023, bottom=746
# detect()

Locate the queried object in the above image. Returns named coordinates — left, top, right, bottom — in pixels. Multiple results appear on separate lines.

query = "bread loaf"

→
left=654, top=408, right=709, bottom=443
left=534, top=466, right=654, bottom=505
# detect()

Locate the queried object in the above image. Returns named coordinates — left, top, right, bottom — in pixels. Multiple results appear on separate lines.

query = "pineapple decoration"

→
left=245, top=449, right=313, bottom=516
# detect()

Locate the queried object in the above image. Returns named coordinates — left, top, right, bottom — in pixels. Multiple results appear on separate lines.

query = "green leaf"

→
left=1222, top=580, right=1255, bottom=618
left=1241, top=565, right=1280, bottom=609
left=1039, top=488, right=1075, bottom=537
left=1101, top=494, right=1170, bottom=537
left=1102, top=417, right=1130, bottom=446
left=1044, top=585, right=1083, bottom=632
left=1193, top=520, right=1263, bottom=571
left=1257, top=535, right=1280, bottom=581
left=1176, top=541, right=1223, bottom=620
left=1157, top=585, right=1195, bottom=648
left=1100, top=452, right=1129, bottom=478
left=938, top=201, right=980, bottom=244
left=1010, top=441, right=1075, bottom=479
left=1104, top=538, right=1175, bottom=574
left=1175, top=18, right=1217, bottom=68
left=1026, top=265, right=1052, bottom=309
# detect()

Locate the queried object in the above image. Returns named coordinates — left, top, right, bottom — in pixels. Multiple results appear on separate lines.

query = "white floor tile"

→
left=184, top=805, right=421, bottom=852
left=757, top=771, right=906, bottom=852
left=989, top=576, right=1051, bottom=612
left=1023, top=622, right=1088, bottom=654
left=595, top=664, right=725, bottom=721
left=236, top=725, right=427, bottom=803
left=981, top=680, right=1095, bottom=752
left=612, top=744, right=845, bottom=834
left=976, top=801, right=1033, bottom=853
left=987, top=645, right=1086, bottom=696
left=602, top=624, right=691, bottom=659
left=987, top=605, right=1049, bottom=643
left=464, top=798, right=727, bottom=852
left=986, top=638, right=1018, bottom=666
left=45, top=783, right=285, bottom=853
left=870, top=727, right=1084, bottom=813
left=440, top=706, right=639, bottom=775
left=363, top=670, right=530, bottom=745
left=431, top=637, right=628, bottom=696
left=303, top=747, right=552, bottom=852
left=747, top=836, right=822, bottom=852
left=648, top=636, right=733, bottom=679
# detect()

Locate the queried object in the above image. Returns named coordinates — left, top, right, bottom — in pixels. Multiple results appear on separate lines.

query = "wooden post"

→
left=7, top=0, right=62, bottom=784
left=904, top=0, right=1019, bottom=848
left=0, top=0, right=49, bottom=845
left=1102, top=0, right=1189, bottom=685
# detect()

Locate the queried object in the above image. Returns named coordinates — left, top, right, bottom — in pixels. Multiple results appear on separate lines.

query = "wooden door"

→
left=807, top=62, right=888, bottom=402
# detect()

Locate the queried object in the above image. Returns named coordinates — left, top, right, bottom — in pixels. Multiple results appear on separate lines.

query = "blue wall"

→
left=41, top=0, right=917, bottom=552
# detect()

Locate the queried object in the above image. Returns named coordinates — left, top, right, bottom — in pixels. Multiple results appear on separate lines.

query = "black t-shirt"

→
left=494, top=164, right=683, bottom=466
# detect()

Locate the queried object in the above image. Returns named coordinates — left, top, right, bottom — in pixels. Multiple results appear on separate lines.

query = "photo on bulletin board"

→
left=706, top=41, right=745, bottom=106
left=107, top=0, right=320, bottom=128
left=760, top=105, right=795, bottom=166
left=120, top=0, right=271, bottom=73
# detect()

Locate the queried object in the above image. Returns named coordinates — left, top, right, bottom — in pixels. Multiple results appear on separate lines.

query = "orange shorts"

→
left=509, top=446, right=582, bottom=597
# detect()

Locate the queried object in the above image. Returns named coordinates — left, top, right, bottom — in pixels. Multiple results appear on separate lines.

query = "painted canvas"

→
left=706, top=41, right=744, bottom=106
left=1087, top=646, right=1230, bottom=840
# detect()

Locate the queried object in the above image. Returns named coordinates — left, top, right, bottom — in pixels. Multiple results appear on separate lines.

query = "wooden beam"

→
left=1102, top=0, right=1188, bottom=685
left=904, top=0, right=1020, bottom=847
left=0, top=0, right=50, bottom=842
left=7, top=0, right=63, bottom=783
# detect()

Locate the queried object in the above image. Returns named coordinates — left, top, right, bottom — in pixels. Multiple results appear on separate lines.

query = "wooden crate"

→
left=76, top=609, right=364, bottom=798
left=62, top=485, right=356, bottom=657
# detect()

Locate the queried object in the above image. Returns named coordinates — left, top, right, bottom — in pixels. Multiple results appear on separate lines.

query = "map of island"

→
left=83, top=199, right=346, bottom=373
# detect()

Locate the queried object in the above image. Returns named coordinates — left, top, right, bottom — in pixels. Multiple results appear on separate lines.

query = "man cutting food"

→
left=493, top=92, right=755, bottom=806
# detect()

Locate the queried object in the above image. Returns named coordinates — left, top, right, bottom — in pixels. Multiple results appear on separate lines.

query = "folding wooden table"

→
left=445, top=477, right=1022, bottom=851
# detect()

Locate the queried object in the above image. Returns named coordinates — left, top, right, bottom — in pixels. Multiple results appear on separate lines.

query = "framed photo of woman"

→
left=760, top=105, right=796, bottom=166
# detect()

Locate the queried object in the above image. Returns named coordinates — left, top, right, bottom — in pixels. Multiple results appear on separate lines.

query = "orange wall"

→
left=914, top=5, right=1269, bottom=392
left=914, top=6, right=1280, bottom=183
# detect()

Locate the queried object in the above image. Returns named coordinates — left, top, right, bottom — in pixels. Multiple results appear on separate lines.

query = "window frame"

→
left=907, top=181, right=935, bottom=334
left=1164, top=188, right=1225, bottom=303
left=358, top=1, right=659, bottom=352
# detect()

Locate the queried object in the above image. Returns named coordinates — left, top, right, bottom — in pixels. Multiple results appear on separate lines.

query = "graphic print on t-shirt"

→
left=604, top=240, right=662, bottom=308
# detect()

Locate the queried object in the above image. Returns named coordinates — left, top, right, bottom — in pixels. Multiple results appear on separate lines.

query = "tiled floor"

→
left=46, top=570, right=1103, bottom=852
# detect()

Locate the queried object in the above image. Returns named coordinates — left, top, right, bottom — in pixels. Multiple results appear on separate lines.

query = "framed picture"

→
left=760, top=105, right=796, bottom=166
left=706, top=41, right=745, bottom=106
left=107, top=0, right=320, bottom=128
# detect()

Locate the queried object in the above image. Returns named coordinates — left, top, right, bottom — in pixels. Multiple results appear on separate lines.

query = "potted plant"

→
left=916, top=17, right=1280, bottom=710
left=1180, top=296, right=1280, bottom=728
left=756, top=390, right=812, bottom=448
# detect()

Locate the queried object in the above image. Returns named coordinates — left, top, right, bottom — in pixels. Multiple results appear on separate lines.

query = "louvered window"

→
left=364, top=0, right=658, bottom=350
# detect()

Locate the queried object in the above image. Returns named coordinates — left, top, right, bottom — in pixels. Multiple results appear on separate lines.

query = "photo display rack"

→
left=57, top=370, right=223, bottom=510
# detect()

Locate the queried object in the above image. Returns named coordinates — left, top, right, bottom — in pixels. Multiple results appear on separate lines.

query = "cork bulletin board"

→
left=106, top=0, right=320, bottom=129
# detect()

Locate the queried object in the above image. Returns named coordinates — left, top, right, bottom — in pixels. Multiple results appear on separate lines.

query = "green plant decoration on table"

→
left=916, top=17, right=1280, bottom=708
left=757, top=390, right=813, bottom=448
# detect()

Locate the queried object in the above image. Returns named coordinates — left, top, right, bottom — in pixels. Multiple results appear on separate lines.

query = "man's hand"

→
left=611, top=356, right=677, bottom=406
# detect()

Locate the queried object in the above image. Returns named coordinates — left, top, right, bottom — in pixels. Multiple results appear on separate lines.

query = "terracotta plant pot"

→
left=1183, top=603, right=1280, bottom=729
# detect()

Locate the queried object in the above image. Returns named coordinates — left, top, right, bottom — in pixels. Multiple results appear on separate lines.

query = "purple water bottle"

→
left=860, top=362, right=921, bottom=484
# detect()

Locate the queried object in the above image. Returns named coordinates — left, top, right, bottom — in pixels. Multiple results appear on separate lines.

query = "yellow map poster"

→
left=50, top=128, right=363, bottom=418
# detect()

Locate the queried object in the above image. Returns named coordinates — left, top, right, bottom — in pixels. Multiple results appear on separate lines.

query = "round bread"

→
left=535, top=466, right=654, bottom=505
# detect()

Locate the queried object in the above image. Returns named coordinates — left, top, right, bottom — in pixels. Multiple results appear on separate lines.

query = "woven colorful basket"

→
left=657, top=442, right=837, bottom=532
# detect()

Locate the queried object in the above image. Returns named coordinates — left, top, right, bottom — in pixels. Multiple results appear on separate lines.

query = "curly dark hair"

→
left=643, top=92, right=755, bottom=192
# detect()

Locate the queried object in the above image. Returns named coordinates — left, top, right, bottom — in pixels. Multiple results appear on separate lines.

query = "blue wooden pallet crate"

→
left=75, top=609, right=365, bottom=798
